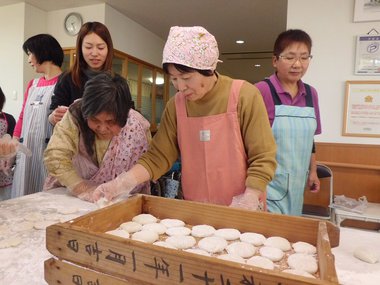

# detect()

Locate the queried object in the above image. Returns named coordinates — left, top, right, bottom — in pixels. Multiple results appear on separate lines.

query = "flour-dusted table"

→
left=0, top=189, right=379, bottom=285
left=331, top=227, right=380, bottom=285
left=0, top=188, right=97, bottom=285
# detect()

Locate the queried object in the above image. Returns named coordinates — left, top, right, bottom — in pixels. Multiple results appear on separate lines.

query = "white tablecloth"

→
left=332, top=227, right=380, bottom=285
left=0, top=188, right=97, bottom=285
left=0, top=189, right=379, bottom=285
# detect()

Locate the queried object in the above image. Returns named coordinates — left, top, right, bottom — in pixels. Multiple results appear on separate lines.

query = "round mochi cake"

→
left=287, top=253, right=318, bottom=274
left=191, top=224, right=216, bottom=238
left=153, top=241, right=177, bottom=249
left=132, top=214, right=158, bottom=225
left=292, top=241, right=317, bottom=255
left=259, top=246, right=285, bottom=261
left=226, top=241, right=256, bottom=258
left=214, top=228, right=241, bottom=241
left=106, top=229, right=130, bottom=239
left=165, top=235, right=196, bottom=249
left=264, top=236, right=291, bottom=251
left=160, top=218, right=185, bottom=228
left=131, top=230, right=159, bottom=243
left=198, top=236, right=228, bottom=253
left=240, top=232, right=266, bottom=246
left=217, top=254, right=246, bottom=264
left=119, top=221, right=142, bottom=233
left=166, top=226, right=191, bottom=236
left=142, top=223, right=167, bottom=234
left=246, top=256, right=275, bottom=270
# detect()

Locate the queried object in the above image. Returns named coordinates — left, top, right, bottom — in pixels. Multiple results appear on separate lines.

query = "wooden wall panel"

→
left=315, top=142, right=380, bottom=203
left=316, top=142, right=380, bottom=165
left=304, top=178, right=331, bottom=207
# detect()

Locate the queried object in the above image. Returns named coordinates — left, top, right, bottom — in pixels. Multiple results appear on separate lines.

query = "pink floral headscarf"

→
left=162, top=26, right=221, bottom=71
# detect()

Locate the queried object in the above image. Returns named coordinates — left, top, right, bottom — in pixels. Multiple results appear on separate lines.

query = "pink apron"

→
left=176, top=80, right=247, bottom=205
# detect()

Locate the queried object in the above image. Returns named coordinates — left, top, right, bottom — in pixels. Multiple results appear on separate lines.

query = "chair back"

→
left=302, top=163, right=333, bottom=219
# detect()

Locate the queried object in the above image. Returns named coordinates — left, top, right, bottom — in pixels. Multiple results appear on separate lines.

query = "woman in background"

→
left=0, top=87, right=16, bottom=200
left=12, top=34, right=63, bottom=198
left=49, top=21, right=114, bottom=125
left=255, top=29, right=322, bottom=216
left=44, top=73, right=150, bottom=202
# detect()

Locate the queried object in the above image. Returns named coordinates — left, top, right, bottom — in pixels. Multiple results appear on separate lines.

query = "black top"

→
left=2, top=112, right=16, bottom=135
left=49, top=72, right=89, bottom=111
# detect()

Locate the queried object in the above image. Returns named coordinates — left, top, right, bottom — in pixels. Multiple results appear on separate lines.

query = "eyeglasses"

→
left=278, top=54, right=313, bottom=64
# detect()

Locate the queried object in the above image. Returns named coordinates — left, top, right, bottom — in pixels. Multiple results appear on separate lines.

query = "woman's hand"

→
left=91, top=171, right=138, bottom=202
left=70, top=180, right=100, bottom=202
left=307, top=171, right=320, bottom=193
left=0, top=134, right=19, bottom=175
left=49, top=106, right=68, bottom=125
left=230, top=187, right=264, bottom=211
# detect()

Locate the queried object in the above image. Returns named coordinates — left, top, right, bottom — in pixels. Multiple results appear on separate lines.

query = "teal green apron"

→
left=265, top=79, right=317, bottom=216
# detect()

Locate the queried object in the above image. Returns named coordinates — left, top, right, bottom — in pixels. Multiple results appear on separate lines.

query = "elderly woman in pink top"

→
left=90, top=26, right=277, bottom=210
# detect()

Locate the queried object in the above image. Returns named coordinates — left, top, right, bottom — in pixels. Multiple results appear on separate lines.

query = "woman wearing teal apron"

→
left=256, top=29, right=322, bottom=216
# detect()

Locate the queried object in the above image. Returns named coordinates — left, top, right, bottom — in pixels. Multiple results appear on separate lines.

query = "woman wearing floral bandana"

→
left=91, top=26, right=277, bottom=211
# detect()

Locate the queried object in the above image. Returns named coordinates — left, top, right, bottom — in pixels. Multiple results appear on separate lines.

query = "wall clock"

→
left=64, top=12, right=83, bottom=36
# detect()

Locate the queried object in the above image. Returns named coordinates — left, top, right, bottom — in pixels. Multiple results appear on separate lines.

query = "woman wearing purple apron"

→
left=256, top=29, right=322, bottom=216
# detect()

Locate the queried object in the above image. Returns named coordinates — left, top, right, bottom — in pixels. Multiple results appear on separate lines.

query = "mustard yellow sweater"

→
left=138, top=74, right=277, bottom=192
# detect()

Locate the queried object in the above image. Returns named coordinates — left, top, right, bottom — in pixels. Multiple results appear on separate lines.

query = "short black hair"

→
left=0, top=87, right=5, bottom=111
left=22, top=34, right=64, bottom=67
left=273, top=29, right=312, bottom=57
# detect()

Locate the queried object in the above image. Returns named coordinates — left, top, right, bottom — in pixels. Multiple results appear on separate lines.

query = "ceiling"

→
left=0, top=0, right=288, bottom=83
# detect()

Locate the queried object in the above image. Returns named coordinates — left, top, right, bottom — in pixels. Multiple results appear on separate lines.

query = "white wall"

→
left=46, top=3, right=164, bottom=66
left=24, top=3, right=47, bottom=92
left=46, top=4, right=106, bottom=48
left=0, top=3, right=26, bottom=119
left=0, top=2, right=164, bottom=119
left=47, top=3, right=165, bottom=66
left=288, top=0, right=380, bottom=145
left=104, top=4, right=164, bottom=67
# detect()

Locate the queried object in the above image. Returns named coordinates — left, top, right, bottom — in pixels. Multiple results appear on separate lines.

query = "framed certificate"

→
left=343, top=81, right=380, bottom=137
left=354, top=0, right=380, bottom=22
left=355, top=34, right=380, bottom=75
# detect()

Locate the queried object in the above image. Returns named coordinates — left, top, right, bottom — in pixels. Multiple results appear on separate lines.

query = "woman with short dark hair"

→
left=255, top=29, right=322, bottom=216
left=11, top=34, right=63, bottom=198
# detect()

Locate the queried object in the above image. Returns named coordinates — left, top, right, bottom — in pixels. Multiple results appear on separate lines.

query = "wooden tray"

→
left=45, top=194, right=340, bottom=285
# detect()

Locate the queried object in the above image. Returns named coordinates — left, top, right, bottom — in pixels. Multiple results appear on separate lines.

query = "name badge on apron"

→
left=199, top=130, right=211, bottom=142
left=31, top=94, right=43, bottom=108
